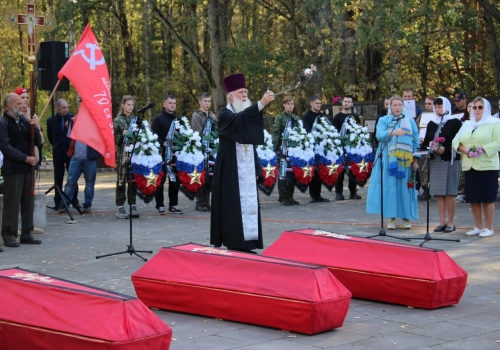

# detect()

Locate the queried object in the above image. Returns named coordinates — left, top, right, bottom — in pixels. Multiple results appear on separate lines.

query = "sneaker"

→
left=82, top=206, right=92, bottom=214
left=116, top=207, right=129, bottom=219
left=456, top=194, right=466, bottom=203
left=466, top=227, right=482, bottom=236
left=157, top=207, right=166, bottom=215
left=387, top=218, right=396, bottom=230
left=400, top=219, right=411, bottom=229
left=130, top=205, right=140, bottom=218
left=479, top=228, right=494, bottom=237
left=168, top=206, right=183, bottom=214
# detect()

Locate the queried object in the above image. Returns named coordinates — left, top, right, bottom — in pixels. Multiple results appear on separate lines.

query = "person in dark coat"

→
left=0, top=93, right=42, bottom=248
left=210, top=73, right=275, bottom=253
left=46, top=99, right=78, bottom=209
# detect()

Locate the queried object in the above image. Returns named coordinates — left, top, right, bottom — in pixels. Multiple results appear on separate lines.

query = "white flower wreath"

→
left=173, top=116, right=205, bottom=166
left=124, top=120, right=162, bottom=168
left=311, top=117, right=344, bottom=163
left=342, top=118, right=373, bottom=157
left=285, top=121, right=315, bottom=161
left=256, top=130, right=276, bottom=162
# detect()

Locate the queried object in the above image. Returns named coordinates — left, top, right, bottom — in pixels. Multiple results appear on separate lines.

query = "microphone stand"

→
left=366, top=116, right=410, bottom=241
left=408, top=119, right=460, bottom=246
left=96, top=111, right=153, bottom=261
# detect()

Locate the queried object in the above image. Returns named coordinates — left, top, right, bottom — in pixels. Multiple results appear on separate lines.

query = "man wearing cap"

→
left=452, top=92, right=467, bottom=114
left=210, top=73, right=275, bottom=253
left=0, top=93, right=43, bottom=248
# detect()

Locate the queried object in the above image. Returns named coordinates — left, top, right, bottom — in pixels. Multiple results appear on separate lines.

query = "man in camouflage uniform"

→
left=191, top=92, right=217, bottom=211
left=113, top=96, right=139, bottom=219
left=272, top=96, right=301, bottom=206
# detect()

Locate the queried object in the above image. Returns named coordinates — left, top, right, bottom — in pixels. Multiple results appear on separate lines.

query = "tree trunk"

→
left=341, top=9, right=357, bottom=86
left=483, top=9, right=500, bottom=95
left=116, top=0, right=136, bottom=94
left=207, top=0, right=226, bottom=112
left=142, top=0, right=152, bottom=119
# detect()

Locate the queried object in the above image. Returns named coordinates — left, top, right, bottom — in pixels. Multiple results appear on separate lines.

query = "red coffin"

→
left=131, top=243, right=351, bottom=334
left=0, top=268, right=172, bottom=349
left=263, top=229, right=468, bottom=309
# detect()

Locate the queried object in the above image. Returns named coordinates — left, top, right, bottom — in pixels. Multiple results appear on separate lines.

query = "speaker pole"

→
left=38, top=79, right=61, bottom=121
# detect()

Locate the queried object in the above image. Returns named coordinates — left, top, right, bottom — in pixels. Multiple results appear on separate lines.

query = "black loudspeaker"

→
left=37, top=41, right=70, bottom=91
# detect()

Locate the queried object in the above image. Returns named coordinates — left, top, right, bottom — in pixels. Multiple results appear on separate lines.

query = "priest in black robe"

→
left=210, top=73, right=275, bottom=253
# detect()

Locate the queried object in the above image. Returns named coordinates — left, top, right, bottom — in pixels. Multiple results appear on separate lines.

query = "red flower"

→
left=349, top=161, right=373, bottom=182
left=134, top=172, right=165, bottom=195
left=178, top=170, right=206, bottom=192
left=261, top=167, right=278, bottom=188
left=318, top=163, right=342, bottom=186
left=292, top=166, right=315, bottom=185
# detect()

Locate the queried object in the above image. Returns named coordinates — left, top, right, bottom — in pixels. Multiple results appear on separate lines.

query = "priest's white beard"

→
left=232, top=98, right=252, bottom=113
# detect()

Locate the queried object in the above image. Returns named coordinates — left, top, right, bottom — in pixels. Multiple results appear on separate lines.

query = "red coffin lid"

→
left=0, top=268, right=171, bottom=342
left=132, top=243, right=351, bottom=302
left=263, top=229, right=468, bottom=281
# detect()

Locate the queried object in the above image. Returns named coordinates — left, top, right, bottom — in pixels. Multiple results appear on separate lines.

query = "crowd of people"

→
left=0, top=80, right=499, bottom=253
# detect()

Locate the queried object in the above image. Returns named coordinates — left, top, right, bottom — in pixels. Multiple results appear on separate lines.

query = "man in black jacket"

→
left=303, top=95, right=329, bottom=203
left=46, top=99, right=78, bottom=209
left=151, top=95, right=182, bottom=215
left=332, top=96, right=361, bottom=200
left=0, top=93, right=42, bottom=248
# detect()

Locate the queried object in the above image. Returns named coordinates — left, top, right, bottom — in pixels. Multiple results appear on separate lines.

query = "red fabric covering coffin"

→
left=0, top=268, right=172, bottom=349
left=263, top=229, right=468, bottom=309
left=131, top=243, right=351, bottom=334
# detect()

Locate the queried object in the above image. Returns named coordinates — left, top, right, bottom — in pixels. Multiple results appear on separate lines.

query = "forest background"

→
left=1, top=0, right=500, bottom=139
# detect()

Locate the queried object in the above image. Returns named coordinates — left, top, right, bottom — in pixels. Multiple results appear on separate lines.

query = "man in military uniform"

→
left=191, top=92, right=217, bottom=211
left=272, top=96, right=301, bottom=206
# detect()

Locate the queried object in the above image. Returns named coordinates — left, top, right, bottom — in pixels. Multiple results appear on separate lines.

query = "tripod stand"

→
left=408, top=148, right=460, bottom=247
left=366, top=117, right=410, bottom=241
left=96, top=112, right=152, bottom=261
left=45, top=185, right=82, bottom=221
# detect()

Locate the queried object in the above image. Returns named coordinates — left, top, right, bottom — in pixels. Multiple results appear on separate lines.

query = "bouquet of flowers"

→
left=173, top=116, right=205, bottom=199
left=432, top=136, right=445, bottom=150
left=284, top=121, right=315, bottom=192
left=256, top=130, right=278, bottom=196
left=311, top=117, right=344, bottom=191
left=332, top=96, right=342, bottom=105
left=466, top=145, right=484, bottom=158
left=407, top=171, right=416, bottom=189
left=124, top=120, right=164, bottom=203
left=342, top=118, right=374, bottom=187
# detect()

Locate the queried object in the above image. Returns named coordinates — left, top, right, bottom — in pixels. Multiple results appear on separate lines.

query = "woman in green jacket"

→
left=452, top=97, right=500, bottom=237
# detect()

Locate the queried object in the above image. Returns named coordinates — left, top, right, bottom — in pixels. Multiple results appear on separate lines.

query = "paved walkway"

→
left=2, top=171, right=500, bottom=349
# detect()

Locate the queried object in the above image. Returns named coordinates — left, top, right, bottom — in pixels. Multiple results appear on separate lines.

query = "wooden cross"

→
left=10, top=0, right=54, bottom=54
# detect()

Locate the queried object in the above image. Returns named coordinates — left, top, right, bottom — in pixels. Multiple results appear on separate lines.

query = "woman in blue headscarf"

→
left=366, top=95, right=420, bottom=229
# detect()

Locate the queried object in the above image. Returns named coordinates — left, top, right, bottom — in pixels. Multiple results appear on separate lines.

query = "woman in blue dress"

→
left=366, top=95, right=420, bottom=229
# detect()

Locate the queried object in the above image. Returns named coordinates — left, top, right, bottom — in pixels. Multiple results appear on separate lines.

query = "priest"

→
left=210, top=73, right=275, bottom=253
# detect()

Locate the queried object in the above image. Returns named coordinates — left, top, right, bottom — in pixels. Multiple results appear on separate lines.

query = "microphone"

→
left=393, top=114, right=405, bottom=121
left=137, top=103, right=155, bottom=114
left=439, top=111, right=449, bottom=117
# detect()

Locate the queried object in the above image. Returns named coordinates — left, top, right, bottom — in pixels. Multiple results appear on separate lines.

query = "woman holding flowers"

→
left=366, top=96, right=420, bottom=229
left=422, top=97, right=462, bottom=233
left=452, top=97, right=500, bottom=237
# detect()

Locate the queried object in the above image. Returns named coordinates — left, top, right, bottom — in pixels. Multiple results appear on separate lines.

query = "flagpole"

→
left=38, top=79, right=61, bottom=122
left=28, top=55, right=37, bottom=196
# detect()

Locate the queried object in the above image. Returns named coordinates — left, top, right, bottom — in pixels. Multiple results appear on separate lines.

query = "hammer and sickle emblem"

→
left=74, top=43, right=105, bottom=70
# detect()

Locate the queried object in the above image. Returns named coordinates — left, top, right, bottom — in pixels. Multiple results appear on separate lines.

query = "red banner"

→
left=58, top=24, right=115, bottom=167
